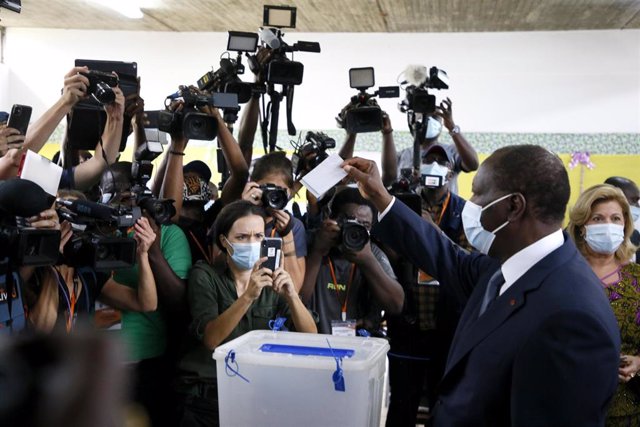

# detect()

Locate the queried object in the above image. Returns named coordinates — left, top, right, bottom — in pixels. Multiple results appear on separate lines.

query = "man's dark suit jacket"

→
left=374, top=200, right=621, bottom=427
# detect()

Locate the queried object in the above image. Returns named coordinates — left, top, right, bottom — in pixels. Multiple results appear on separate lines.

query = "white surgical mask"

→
left=226, top=240, right=262, bottom=271
left=420, top=162, right=450, bottom=187
left=425, top=117, right=442, bottom=139
left=461, top=193, right=513, bottom=255
left=632, top=207, right=640, bottom=232
left=584, top=223, right=624, bottom=255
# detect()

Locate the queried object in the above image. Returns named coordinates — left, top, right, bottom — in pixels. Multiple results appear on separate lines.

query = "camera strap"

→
left=327, top=258, right=356, bottom=322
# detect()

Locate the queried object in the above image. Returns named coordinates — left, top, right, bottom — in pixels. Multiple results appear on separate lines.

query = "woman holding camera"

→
left=175, top=200, right=316, bottom=427
left=567, top=184, right=640, bottom=426
left=241, top=151, right=307, bottom=290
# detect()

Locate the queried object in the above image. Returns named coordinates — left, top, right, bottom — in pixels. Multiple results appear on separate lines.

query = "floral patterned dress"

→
left=603, top=262, right=640, bottom=427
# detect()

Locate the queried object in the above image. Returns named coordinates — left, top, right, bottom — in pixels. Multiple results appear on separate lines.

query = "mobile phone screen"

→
left=261, top=237, right=283, bottom=271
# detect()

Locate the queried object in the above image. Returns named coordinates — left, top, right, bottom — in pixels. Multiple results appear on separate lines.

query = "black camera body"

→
left=399, top=66, right=449, bottom=115
left=80, top=70, right=119, bottom=105
left=130, top=143, right=176, bottom=226
left=56, top=199, right=142, bottom=271
left=339, top=67, right=399, bottom=134
left=260, top=184, right=288, bottom=210
left=0, top=226, right=60, bottom=267
left=64, top=233, right=137, bottom=272
left=158, top=87, right=239, bottom=140
left=291, top=131, right=336, bottom=177
left=198, top=57, right=265, bottom=105
left=247, top=28, right=320, bottom=86
left=337, top=217, right=370, bottom=253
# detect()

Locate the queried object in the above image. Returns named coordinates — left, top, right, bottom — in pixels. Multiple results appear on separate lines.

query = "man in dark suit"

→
left=343, top=145, right=621, bottom=427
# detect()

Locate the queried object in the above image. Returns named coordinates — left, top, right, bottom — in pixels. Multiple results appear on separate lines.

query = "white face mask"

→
left=584, top=223, right=625, bottom=255
left=461, top=193, right=513, bottom=255
left=420, top=162, right=450, bottom=188
left=425, top=117, right=442, bottom=139
left=630, top=205, right=640, bottom=229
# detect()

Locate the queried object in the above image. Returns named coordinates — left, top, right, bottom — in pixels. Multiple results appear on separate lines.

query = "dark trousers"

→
left=385, top=328, right=448, bottom=427
left=132, top=356, right=174, bottom=427
left=176, top=382, right=219, bottom=427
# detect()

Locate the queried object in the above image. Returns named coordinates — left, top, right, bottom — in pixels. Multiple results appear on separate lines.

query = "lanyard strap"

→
left=436, top=191, right=451, bottom=226
left=270, top=227, right=277, bottom=238
left=327, top=258, right=356, bottom=321
left=188, top=230, right=211, bottom=264
left=51, top=266, right=79, bottom=333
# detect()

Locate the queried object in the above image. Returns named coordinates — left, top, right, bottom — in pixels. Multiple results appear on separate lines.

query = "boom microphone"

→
left=258, top=27, right=281, bottom=49
left=56, top=199, right=114, bottom=221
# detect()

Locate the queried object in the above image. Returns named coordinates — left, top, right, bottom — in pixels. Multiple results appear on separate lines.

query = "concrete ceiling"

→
left=1, top=0, right=640, bottom=32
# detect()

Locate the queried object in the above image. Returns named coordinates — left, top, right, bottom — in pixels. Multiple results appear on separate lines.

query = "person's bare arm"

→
left=435, top=97, right=479, bottom=172
left=380, top=113, right=398, bottom=186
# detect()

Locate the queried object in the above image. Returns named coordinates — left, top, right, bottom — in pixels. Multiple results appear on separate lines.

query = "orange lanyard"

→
left=436, top=191, right=451, bottom=226
left=188, top=230, right=211, bottom=264
left=52, top=267, right=79, bottom=333
left=67, top=277, right=78, bottom=333
left=270, top=227, right=277, bottom=238
left=327, top=258, right=356, bottom=321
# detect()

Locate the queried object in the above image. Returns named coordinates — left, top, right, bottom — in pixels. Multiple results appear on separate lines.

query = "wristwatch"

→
left=449, top=125, right=461, bottom=136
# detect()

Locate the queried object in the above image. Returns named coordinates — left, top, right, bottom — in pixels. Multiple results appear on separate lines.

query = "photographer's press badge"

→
left=331, top=319, right=356, bottom=336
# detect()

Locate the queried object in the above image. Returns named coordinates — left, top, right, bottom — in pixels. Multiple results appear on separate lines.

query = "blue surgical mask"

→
left=425, top=117, right=442, bottom=139
left=630, top=205, right=640, bottom=223
left=584, top=223, right=624, bottom=255
left=461, top=193, right=513, bottom=255
left=226, top=239, right=262, bottom=270
left=420, top=162, right=449, bottom=187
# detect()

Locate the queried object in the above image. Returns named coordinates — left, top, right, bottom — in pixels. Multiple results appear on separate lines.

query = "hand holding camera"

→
left=434, top=97, right=455, bottom=131
left=242, top=181, right=289, bottom=211
left=62, top=66, right=90, bottom=107
left=133, top=217, right=157, bottom=257
left=104, top=85, right=125, bottom=122
left=311, top=219, right=340, bottom=256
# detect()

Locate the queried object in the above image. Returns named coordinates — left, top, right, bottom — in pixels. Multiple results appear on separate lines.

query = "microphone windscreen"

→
left=68, top=199, right=113, bottom=221
left=0, top=178, right=54, bottom=218
left=403, top=65, right=429, bottom=86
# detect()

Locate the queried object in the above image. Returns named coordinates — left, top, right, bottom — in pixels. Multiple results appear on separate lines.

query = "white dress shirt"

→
left=499, top=228, right=564, bottom=295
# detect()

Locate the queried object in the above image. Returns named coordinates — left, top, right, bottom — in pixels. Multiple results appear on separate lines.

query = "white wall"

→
left=3, top=27, right=640, bottom=133
left=0, top=63, right=8, bottom=110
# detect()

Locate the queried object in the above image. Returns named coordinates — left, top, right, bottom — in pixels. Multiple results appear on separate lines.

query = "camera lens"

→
left=341, top=221, right=369, bottom=252
left=93, top=82, right=116, bottom=104
left=262, top=187, right=288, bottom=210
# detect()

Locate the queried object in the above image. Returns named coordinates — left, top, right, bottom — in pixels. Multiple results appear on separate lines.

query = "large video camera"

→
left=158, top=86, right=238, bottom=140
left=338, top=67, right=399, bottom=134
left=247, top=5, right=320, bottom=86
left=398, top=65, right=449, bottom=115
left=0, top=179, right=60, bottom=267
left=57, top=198, right=140, bottom=271
left=197, top=32, right=267, bottom=107
left=291, top=131, right=336, bottom=178
left=131, top=142, right=176, bottom=226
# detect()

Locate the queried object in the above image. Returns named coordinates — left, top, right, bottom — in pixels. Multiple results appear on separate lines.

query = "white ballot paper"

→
left=20, top=149, right=63, bottom=196
left=300, top=153, right=348, bottom=199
